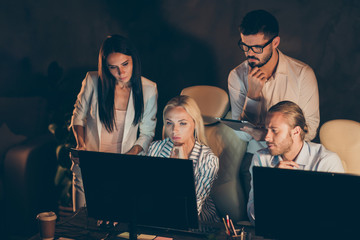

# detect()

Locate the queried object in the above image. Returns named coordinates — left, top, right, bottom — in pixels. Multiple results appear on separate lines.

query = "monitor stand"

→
left=129, top=221, right=137, bottom=240
left=129, top=196, right=138, bottom=240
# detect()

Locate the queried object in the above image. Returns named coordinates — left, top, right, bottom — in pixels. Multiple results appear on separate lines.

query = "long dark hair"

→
left=98, top=35, right=144, bottom=132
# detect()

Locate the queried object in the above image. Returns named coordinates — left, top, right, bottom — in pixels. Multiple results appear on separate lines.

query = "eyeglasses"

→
left=238, top=35, right=277, bottom=54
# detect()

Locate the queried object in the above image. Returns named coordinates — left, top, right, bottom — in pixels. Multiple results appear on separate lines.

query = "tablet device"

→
left=215, top=117, right=256, bottom=130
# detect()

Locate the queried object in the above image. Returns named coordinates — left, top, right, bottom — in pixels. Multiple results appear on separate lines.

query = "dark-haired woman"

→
left=70, top=35, right=157, bottom=211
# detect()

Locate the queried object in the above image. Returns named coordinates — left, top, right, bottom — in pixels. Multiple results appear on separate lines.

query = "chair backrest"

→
left=180, top=85, right=230, bottom=124
left=205, top=123, right=248, bottom=221
left=319, top=119, right=360, bottom=175
left=180, top=85, right=248, bottom=221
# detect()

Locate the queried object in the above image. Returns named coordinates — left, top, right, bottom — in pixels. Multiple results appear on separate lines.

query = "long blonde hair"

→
left=163, top=95, right=208, bottom=145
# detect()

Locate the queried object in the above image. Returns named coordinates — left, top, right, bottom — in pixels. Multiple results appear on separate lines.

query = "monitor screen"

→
left=253, top=166, right=360, bottom=239
left=78, top=150, right=199, bottom=231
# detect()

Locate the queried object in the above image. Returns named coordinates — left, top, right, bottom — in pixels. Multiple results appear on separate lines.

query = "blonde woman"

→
left=147, top=95, right=219, bottom=222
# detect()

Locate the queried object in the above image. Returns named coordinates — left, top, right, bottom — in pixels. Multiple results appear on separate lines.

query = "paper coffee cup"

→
left=36, top=212, right=57, bottom=240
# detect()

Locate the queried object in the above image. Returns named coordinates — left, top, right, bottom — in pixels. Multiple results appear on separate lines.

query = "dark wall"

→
left=1, top=0, right=359, bottom=140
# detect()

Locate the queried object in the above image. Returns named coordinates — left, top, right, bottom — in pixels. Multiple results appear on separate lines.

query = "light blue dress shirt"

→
left=247, top=141, right=344, bottom=224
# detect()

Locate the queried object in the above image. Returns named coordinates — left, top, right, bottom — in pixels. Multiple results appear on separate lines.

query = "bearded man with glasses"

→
left=227, top=9, right=320, bottom=205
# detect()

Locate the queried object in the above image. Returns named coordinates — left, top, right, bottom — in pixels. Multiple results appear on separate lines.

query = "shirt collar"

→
left=294, top=141, right=310, bottom=166
left=270, top=141, right=309, bottom=167
left=270, top=155, right=281, bottom=167
left=268, top=49, right=287, bottom=81
left=189, top=141, right=201, bottom=162
left=160, top=138, right=173, bottom=158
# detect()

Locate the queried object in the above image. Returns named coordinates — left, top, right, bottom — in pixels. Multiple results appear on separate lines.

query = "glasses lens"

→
left=252, top=47, right=263, bottom=54
left=238, top=42, right=264, bottom=53
left=238, top=43, right=249, bottom=52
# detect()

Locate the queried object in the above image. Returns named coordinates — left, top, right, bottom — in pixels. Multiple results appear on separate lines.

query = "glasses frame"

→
left=238, top=35, right=277, bottom=54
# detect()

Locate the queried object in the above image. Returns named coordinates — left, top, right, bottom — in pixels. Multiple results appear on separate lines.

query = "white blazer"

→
left=71, top=71, right=157, bottom=153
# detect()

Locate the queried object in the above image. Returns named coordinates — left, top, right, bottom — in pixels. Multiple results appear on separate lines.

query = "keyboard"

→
left=137, top=221, right=222, bottom=237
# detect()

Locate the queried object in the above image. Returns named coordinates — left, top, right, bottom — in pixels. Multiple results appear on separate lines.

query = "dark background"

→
left=1, top=0, right=359, bottom=140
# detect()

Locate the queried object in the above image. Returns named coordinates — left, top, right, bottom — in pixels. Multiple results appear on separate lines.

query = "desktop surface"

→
left=28, top=208, right=242, bottom=240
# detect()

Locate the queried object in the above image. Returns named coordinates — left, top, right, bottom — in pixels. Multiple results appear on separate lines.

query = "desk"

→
left=29, top=208, right=269, bottom=240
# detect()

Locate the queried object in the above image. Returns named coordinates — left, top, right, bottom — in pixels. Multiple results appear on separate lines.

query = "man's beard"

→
left=267, top=133, right=293, bottom=156
left=248, top=50, right=273, bottom=68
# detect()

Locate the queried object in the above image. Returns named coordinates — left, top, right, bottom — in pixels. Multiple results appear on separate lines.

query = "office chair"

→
left=319, top=119, right=360, bottom=175
left=180, top=85, right=230, bottom=125
left=180, top=85, right=248, bottom=221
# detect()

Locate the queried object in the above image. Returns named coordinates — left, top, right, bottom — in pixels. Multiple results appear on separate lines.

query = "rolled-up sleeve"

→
left=134, top=82, right=158, bottom=152
left=228, top=66, right=262, bottom=123
left=299, top=66, right=319, bottom=141
left=228, top=69, right=247, bottom=120
left=196, top=153, right=219, bottom=213
left=247, top=153, right=260, bottom=225
left=70, top=72, right=95, bottom=128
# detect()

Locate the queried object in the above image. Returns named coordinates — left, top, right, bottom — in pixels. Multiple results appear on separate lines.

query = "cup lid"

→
left=36, top=211, right=57, bottom=221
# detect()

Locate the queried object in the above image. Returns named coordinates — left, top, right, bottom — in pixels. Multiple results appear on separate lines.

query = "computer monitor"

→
left=77, top=150, right=199, bottom=238
left=253, top=166, right=360, bottom=240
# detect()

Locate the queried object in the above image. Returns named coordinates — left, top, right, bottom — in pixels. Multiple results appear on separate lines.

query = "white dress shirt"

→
left=228, top=50, right=320, bottom=153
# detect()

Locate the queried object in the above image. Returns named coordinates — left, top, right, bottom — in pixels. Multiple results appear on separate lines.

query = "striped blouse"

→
left=147, top=138, right=220, bottom=222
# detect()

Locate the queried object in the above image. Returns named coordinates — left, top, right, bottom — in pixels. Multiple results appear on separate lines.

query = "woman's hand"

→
left=71, top=125, right=86, bottom=164
left=171, top=146, right=186, bottom=159
left=126, top=145, right=143, bottom=155
left=70, top=144, right=86, bottom=165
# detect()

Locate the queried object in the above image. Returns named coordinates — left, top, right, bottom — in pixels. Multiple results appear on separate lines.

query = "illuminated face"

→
left=240, top=33, right=274, bottom=68
left=265, top=112, right=294, bottom=156
left=106, top=52, right=133, bottom=83
left=164, top=106, right=195, bottom=146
